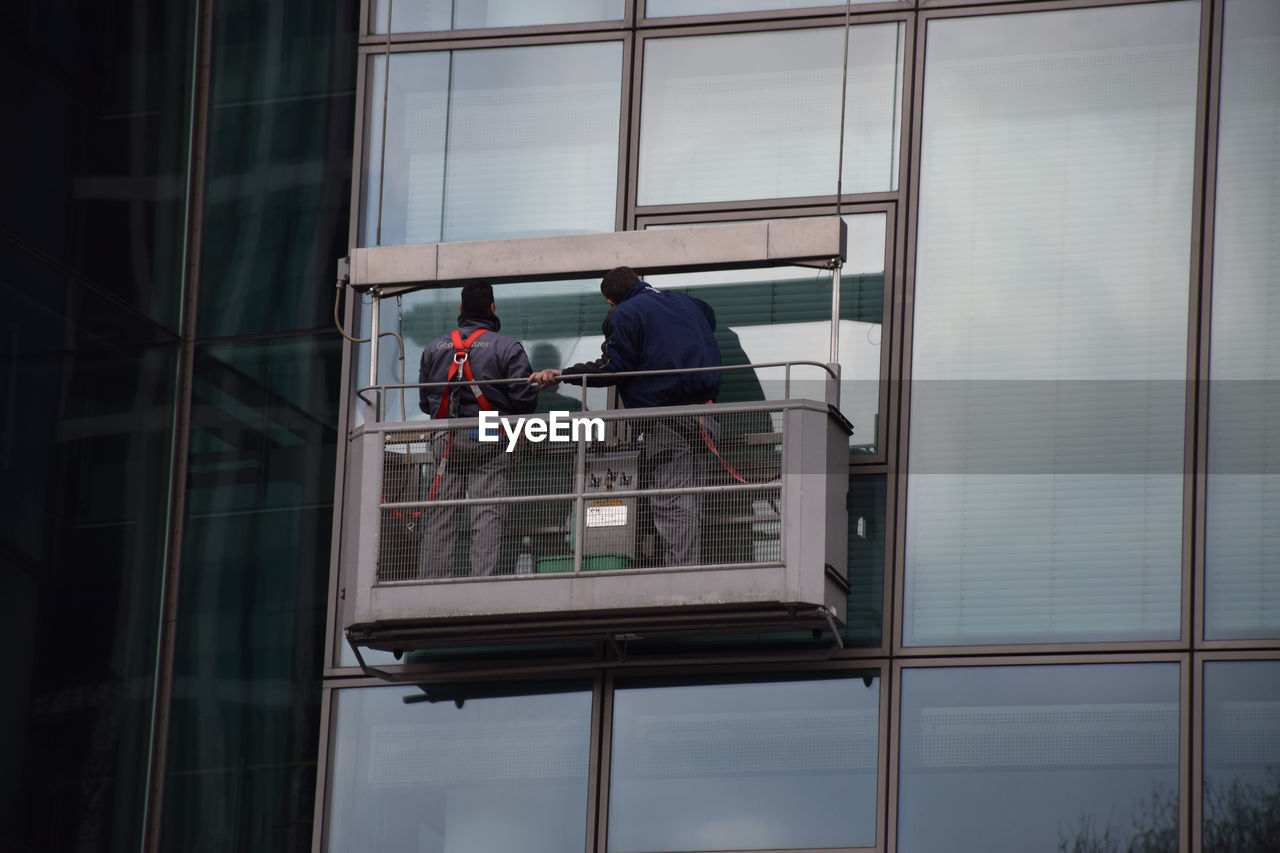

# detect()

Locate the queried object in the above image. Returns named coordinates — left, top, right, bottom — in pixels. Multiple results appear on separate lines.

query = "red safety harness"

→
left=428, top=329, right=495, bottom=501
left=434, top=328, right=495, bottom=419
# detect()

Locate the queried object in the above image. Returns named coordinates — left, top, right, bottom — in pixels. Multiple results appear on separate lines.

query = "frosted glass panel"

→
left=898, top=664, right=1179, bottom=853
left=638, top=24, right=902, bottom=205
left=362, top=43, right=621, bottom=246
left=905, top=4, right=1199, bottom=645
left=373, top=0, right=622, bottom=33
left=1205, top=0, right=1280, bottom=640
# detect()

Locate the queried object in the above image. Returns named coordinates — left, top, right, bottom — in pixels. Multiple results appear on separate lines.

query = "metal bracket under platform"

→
left=346, top=603, right=846, bottom=682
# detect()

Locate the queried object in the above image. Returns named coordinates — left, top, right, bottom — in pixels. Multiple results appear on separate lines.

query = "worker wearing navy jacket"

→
left=532, top=266, right=722, bottom=566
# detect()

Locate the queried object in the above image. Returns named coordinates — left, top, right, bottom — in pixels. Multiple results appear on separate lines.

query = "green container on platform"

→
left=536, top=553, right=631, bottom=573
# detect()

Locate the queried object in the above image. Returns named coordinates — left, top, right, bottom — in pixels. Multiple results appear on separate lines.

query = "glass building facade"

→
left=2, top=1, right=1277, bottom=851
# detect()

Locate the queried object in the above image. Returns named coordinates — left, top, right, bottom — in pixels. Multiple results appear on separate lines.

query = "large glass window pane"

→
left=363, top=43, right=621, bottom=247
left=608, top=672, right=880, bottom=851
left=1205, top=0, right=1280, bottom=640
left=905, top=5, right=1199, bottom=646
left=1202, top=660, right=1280, bottom=851
left=160, top=335, right=342, bottom=851
left=645, top=213, right=886, bottom=453
left=197, top=0, right=360, bottom=337
left=638, top=25, right=903, bottom=205
left=373, top=0, right=622, bottom=33
left=648, top=0, right=883, bottom=16
left=1, top=262, right=178, bottom=852
left=3, top=0, right=196, bottom=330
left=327, top=683, right=593, bottom=852
left=898, top=664, right=1180, bottom=853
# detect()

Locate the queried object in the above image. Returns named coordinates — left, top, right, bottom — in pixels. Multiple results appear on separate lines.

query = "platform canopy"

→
left=342, top=217, right=847, bottom=295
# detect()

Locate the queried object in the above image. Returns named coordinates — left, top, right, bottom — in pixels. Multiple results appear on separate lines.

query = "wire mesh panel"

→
left=378, top=431, right=432, bottom=582
left=374, top=407, right=788, bottom=583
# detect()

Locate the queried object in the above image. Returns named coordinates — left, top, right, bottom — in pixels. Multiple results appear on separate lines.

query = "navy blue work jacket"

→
left=564, top=283, right=722, bottom=409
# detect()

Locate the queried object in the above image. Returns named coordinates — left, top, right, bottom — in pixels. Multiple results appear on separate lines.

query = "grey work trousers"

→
left=641, top=416, right=716, bottom=567
left=418, top=431, right=511, bottom=578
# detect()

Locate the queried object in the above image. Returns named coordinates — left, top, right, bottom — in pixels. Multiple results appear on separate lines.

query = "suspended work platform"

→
left=341, top=371, right=852, bottom=662
left=336, top=219, right=853, bottom=666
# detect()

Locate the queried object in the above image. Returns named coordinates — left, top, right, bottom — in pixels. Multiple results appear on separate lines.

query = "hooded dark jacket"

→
left=418, top=314, right=538, bottom=418
left=564, top=283, right=721, bottom=409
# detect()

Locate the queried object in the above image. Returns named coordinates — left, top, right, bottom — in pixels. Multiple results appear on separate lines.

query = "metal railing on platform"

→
left=341, top=363, right=852, bottom=661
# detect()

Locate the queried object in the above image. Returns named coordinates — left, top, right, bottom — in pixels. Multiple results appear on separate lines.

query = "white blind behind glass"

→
left=905, top=4, right=1199, bottom=646
left=1205, top=0, right=1280, bottom=640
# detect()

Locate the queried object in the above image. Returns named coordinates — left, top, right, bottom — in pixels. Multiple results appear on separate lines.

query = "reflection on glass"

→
left=639, top=24, right=902, bottom=205
left=898, top=664, right=1179, bottom=853
left=846, top=474, right=886, bottom=646
left=905, top=4, right=1199, bottom=646
left=196, top=0, right=358, bottom=336
left=356, top=278, right=611, bottom=424
left=648, top=0, right=882, bottom=16
left=363, top=43, right=621, bottom=247
left=373, top=0, right=622, bottom=33
left=160, top=335, right=341, bottom=851
left=327, top=684, right=592, bottom=853
left=1205, top=0, right=1280, bottom=640
left=2, top=265, right=178, bottom=850
left=608, top=673, right=880, bottom=851
left=1202, top=661, right=1280, bottom=851
left=645, top=214, right=886, bottom=453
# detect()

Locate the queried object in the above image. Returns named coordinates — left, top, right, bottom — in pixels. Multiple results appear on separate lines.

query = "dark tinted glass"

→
left=196, top=0, right=360, bottom=337
left=1, top=2, right=192, bottom=847
left=846, top=474, right=885, bottom=647
left=0, top=258, right=178, bottom=851
left=1, top=0, right=196, bottom=330
left=159, top=334, right=342, bottom=851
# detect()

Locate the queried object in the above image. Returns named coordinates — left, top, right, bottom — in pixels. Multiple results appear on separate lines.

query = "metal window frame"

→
left=636, top=202, right=898, bottom=472
left=352, top=30, right=633, bottom=250
left=627, top=12, right=912, bottom=224
left=599, top=660, right=891, bottom=853
left=1192, top=0, right=1280, bottom=654
left=636, top=0, right=913, bottom=28
left=360, top=0, right=633, bottom=43
left=1191, top=651, right=1280, bottom=853
left=887, top=653, right=1192, bottom=853
left=313, top=671, right=606, bottom=853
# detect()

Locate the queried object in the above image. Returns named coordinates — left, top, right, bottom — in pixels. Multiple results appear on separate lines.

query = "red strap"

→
left=433, top=329, right=493, bottom=419
left=699, top=416, right=750, bottom=485
left=427, top=432, right=454, bottom=501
